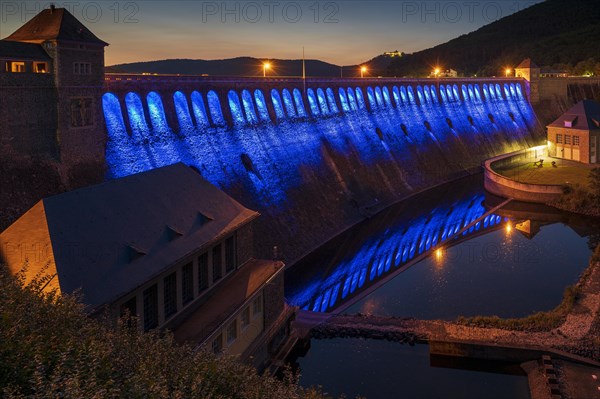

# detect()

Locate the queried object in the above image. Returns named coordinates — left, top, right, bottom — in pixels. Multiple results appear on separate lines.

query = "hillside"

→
left=107, top=57, right=357, bottom=77
left=386, top=0, right=600, bottom=77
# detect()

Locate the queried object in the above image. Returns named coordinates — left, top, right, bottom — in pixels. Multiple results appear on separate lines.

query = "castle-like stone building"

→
left=0, top=5, right=107, bottom=185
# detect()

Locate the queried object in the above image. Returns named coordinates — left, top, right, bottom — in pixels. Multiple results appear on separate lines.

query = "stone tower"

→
left=3, top=5, right=108, bottom=186
left=515, top=58, right=540, bottom=104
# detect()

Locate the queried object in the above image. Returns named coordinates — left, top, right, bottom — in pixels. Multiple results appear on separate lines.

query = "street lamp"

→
left=360, top=66, right=367, bottom=78
left=505, top=68, right=511, bottom=77
left=263, top=62, right=271, bottom=77
left=434, top=68, right=440, bottom=78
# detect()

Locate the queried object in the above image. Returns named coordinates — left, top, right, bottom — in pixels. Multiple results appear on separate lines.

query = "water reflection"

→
left=286, top=175, right=599, bottom=319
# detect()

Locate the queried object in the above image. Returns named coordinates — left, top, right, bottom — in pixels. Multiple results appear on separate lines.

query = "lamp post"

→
left=263, top=62, right=271, bottom=77
left=360, top=66, right=367, bottom=78
left=505, top=68, right=511, bottom=77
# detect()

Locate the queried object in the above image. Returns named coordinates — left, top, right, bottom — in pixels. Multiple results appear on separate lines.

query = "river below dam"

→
left=285, top=174, right=599, bottom=399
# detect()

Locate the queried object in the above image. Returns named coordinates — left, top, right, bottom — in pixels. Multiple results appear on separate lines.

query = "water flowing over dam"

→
left=102, top=77, right=543, bottom=260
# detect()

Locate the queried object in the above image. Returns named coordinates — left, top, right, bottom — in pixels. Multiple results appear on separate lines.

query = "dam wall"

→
left=102, top=76, right=544, bottom=262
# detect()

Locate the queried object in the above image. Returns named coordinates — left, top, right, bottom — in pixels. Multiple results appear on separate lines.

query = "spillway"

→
left=103, top=79, right=543, bottom=260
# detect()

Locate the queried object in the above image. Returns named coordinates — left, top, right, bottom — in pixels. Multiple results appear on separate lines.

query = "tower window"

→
left=34, top=62, right=48, bottom=73
left=573, top=135, right=580, bottom=146
left=73, top=62, right=91, bottom=75
left=10, top=62, right=25, bottom=73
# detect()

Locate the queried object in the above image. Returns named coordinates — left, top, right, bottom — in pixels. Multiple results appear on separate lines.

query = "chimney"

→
left=50, top=4, right=55, bottom=13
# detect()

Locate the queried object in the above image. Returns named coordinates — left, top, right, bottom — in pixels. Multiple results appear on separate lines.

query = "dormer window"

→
left=73, top=62, right=91, bottom=75
left=34, top=62, right=48, bottom=73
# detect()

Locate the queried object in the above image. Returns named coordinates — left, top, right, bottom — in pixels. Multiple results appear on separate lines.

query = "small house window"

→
left=212, top=333, right=223, bottom=354
left=556, top=134, right=563, bottom=144
left=143, top=285, right=158, bottom=331
left=573, top=135, right=580, bottom=146
left=163, top=272, right=177, bottom=318
left=564, top=135, right=571, bottom=145
left=34, top=62, right=48, bottom=73
left=198, top=252, right=209, bottom=292
left=227, top=320, right=237, bottom=344
left=241, top=307, right=250, bottom=330
left=252, top=294, right=263, bottom=316
left=212, top=244, right=222, bottom=283
left=181, top=262, right=193, bottom=305
left=11, top=62, right=25, bottom=73
left=73, top=62, right=91, bottom=75
left=225, top=236, right=235, bottom=273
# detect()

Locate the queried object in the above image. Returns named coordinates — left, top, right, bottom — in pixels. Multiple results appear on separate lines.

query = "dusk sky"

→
left=1, top=1, right=543, bottom=66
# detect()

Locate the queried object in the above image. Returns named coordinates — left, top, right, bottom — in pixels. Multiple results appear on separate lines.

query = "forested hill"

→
left=386, top=0, right=600, bottom=77
left=106, top=57, right=353, bottom=77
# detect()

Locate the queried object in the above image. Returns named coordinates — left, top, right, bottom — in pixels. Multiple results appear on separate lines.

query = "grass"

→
left=493, top=158, right=593, bottom=186
left=456, top=285, right=581, bottom=332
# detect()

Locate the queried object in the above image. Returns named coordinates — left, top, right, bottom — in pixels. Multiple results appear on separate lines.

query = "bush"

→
left=456, top=284, right=580, bottom=332
left=0, top=265, right=324, bottom=399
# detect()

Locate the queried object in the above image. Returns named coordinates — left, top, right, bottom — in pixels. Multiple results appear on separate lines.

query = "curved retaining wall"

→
left=484, top=148, right=564, bottom=203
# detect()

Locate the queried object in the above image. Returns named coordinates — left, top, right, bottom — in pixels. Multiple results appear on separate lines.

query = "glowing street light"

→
left=505, top=223, right=512, bottom=234
left=360, top=66, right=367, bottom=78
left=505, top=68, right=512, bottom=77
left=434, top=68, right=441, bottom=77
left=263, top=62, right=271, bottom=77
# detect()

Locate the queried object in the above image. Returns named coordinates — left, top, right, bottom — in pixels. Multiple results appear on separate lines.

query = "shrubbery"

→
left=0, top=266, right=324, bottom=399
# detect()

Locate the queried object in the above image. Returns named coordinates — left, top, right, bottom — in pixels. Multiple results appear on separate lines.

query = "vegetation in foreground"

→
left=0, top=266, right=325, bottom=399
left=549, top=167, right=600, bottom=217
left=457, top=243, right=600, bottom=332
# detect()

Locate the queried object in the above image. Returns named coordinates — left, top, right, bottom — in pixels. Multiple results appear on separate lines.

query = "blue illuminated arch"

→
left=173, top=91, right=193, bottom=131
left=102, top=92, right=127, bottom=136
left=326, top=88, right=339, bottom=113
left=147, top=92, right=169, bottom=131
left=338, top=87, right=350, bottom=112
left=253, top=89, right=270, bottom=122
left=190, top=91, right=210, bottom=127
left=307, top=88, right=320, bottom=115
left=282, top=89, right=297, bottom=118
left=271, top=89, right=286, bottom=120
left=228, top=90, right=245, bottom=125
left=293, top=88, right=307, bottom=117
left=207, top=90, right=225, bottom=126
left=241, top=89, right=258, bottom=124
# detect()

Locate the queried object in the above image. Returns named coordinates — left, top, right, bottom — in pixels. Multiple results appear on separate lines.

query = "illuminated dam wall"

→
left=102, top=76, right=543, bottom=261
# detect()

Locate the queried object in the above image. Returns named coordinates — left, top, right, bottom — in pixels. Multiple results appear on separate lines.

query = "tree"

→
left=0, top=266, right=324, bottom=399
left=589, top=167, right=600, bottom=199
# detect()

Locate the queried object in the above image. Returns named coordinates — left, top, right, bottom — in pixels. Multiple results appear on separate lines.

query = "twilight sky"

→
left=1, top=1, right=543, bottom=66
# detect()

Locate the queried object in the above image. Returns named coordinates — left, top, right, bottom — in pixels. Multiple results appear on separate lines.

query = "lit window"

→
left=11, top=62, right=25, bottom=73
left=564, top=135, right=571, bottom=145
left=252, top=294, right=262, bottom=316
left=556, top=134, right=563, bottom=144
left=241, top=307, right=250, bottom=330
left=227, top=320, right=237, bottom=344
left=573, top=135, right=580, bottom=146
left=34, top=62, right=47, bottom=73
left=212, top=334, right=223, bottom=354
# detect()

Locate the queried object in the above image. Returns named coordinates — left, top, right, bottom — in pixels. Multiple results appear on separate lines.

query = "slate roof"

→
left=4, top=6, right=108, bottom=46
left=516, top=58, right=539, bottom=69
left=547, top=100, right=600, bottom=131
left=0, top=40, right=51, bottom=60
left=0, top=163, right=259, bottom=308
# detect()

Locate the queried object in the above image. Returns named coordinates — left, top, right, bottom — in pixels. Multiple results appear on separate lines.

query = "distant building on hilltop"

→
left=546, top=100, right=600, bottom=164
left=0, top=5, right=107, bottom=185
left=0, top=163, right=294, bottom=370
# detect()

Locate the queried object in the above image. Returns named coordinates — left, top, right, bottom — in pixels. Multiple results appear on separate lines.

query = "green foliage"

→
left=456, top=284, right=580, bottom=332
left=589, top=167, right=600, bottom=199
left=0, top=266, right=324, bottom=399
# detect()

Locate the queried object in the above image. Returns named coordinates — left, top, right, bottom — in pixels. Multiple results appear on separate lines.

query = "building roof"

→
left=0, top=40, right=51, bottom=60
left=516, top=58, right=539, bottom=69
left=0, top=163, right=259, bottom=308
left=3, top=6, right=108, bottom=46
left=547, top=100, right=600, bottom=131
left=173, top=259, right=284, bottom=345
